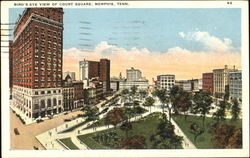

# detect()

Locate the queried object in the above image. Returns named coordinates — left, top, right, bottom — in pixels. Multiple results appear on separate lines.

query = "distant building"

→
left=112, top=68, right=149, bottom=91
left=156, top=74, right=175, bottom=91
left=202, top=72, right=213, bottom=93
left=228, top=70, right=242, bottom=100
left=213, top=65, right=236, bottom=96
left=63, top=71, right=76, bottom=81
left=176, top=79, right=202, bottom=92
left=126, top=67, right=142, bottom=81
left=83, top=77, right=104, bottom=104
left=79, top=58, right=110, bottom=94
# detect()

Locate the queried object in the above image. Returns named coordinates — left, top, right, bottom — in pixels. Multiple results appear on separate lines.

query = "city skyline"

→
left=9, top=8, right=241, bottom=83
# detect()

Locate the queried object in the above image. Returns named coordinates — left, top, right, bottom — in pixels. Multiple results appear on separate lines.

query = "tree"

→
left=106, top=108, right=126, bottom=129
left=131, top=85, right=138, bottom=95
left=192, top=91, right=213, bottom=127
left=139, top=90, right=147, bottom=99
left=212, top=124, right=242, bottom=148
left=117, top=135, right=146, bottom=149
left=231, top=98, right=240, bottom=120
left=121, top=89, right=129, bottom=95
left=82, top=106, right=99, bottom=121
left=120, top=121, right=132, bottom=138
left=143, top=96, right=155, bottom=113
left=152, top=89, right=168, bottom=113
left=189, top=123, right=204, bottom=143
left=224, top=85, right=230, bottom=101
left=226, top=128, right=242, bottom=148
left=150, top=120, right=183, bottom=149
left=174, top=90, right=192, bottom=121
left=212, top=100, right=228, bottom=123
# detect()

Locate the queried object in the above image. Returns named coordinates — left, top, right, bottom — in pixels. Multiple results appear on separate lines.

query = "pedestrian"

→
left=45, top=143, right=47, bottom=147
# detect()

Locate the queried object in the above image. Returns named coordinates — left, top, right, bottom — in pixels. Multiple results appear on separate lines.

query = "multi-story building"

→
left=99, top=59, right=110, bottom=93
left=63, top=71, right=76, bottom=81
left=213, top=65, right=235, bottom=97
left=79, top=58, right=110, bottom=94
left=175, top=79, right=202, bottom=92
left=62, top=75, right=84, bottom=111
left=9, top=40, right=13, bottom=99
left=202, top=72, right=213, bottom=93
left=156, top=74, right=175, bottom=92
left=11, top=8, right=64, bottom=124
left=228, top=70, right=242, bottom=100
left=126, top=67, right=142, bottom=81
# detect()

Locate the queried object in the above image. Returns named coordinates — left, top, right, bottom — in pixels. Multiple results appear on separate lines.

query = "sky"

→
left=9, top=8, right=241, bottom=82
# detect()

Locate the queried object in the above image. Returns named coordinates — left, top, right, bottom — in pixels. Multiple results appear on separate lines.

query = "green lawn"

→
left=59, top=138, right=79, bottom=150
left=78, top=112, right=168, bottom=149
left=172, top=114, right=242, bottom=149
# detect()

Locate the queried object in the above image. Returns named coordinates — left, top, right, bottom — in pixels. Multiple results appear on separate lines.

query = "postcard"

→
left=1, top=0, right=249, bottom=157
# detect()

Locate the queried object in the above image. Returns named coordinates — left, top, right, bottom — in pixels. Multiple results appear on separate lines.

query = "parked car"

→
left=64, top=119, right=71, bottom=122
left=14, top=128, right=19, bottom=135
left=64, top=112, right=68, bottom=115
left=48, top=115, right=53, bottom=119
left=36, top=119, right=43, bottom=123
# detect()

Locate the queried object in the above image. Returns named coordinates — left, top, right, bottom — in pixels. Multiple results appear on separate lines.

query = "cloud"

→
left=178, top=32, right=185, bottom=38
left=184, top=31, right=238, bottom=53
left=63, top=41, right=241, bottom=83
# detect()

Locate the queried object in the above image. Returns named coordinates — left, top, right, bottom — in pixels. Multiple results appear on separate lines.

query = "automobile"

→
left=48, top=115, right=53, bottom=119
left=14, top=128, right=19, bottom=135
left=33, top=146, right=39, bottom=150
left=64, top=112, right=68, bottom=115
left=64, top=119, right=71, bottom=122
left=36, top=119, right=43, bottom=123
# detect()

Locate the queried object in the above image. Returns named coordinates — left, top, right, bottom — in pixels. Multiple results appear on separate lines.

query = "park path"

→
left=36, top=94, right=196, bottom=150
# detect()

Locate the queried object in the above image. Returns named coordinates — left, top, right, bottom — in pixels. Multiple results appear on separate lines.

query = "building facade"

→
left=79, top=58, right=110, bottom=94
left=63, top=71, right=76, bottom=81
left=62, top=75, right=84, bottom=111
left=228, top=70, right=242, bottom=100
left=9, top=40, right=13, bottom=99
left=202, top=72, right=213, bottom=93
left=213, top=65, right=235, bottom=96
left=156, top=74, right=175, bottom=91
left=11, top=8, right=64, bottom=124
left=126, top=67, right=142, bottom=81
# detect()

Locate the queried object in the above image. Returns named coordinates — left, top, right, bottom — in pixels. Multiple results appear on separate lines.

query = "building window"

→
left=34, top=104, right=39, bottom=110
left=58, top=100, right=61, bottom=105
left=53, top=98, right=57, bottom=106
left=48, top=91, right=51, bottom=94
left=41, top=100, right=45, bottom=108
left=47, top=99, right=51, bottom=107
left=35, top=91, right=38, bottom=95
left=53, top=90, right=56, bottom=93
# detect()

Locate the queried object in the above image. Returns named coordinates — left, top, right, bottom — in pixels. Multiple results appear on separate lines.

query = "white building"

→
left=228, top=70, right=242, bottom=100
left=213, top=65, right=236, bottom=96
left=63, top=71, right=76, bottom=81
left=156, top=74, right=175, bottom=91
left=126, top=67, right=142, bottom=81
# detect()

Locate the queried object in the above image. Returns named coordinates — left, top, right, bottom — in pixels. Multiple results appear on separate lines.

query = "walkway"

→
left=36, top=94, right=197, bottom=150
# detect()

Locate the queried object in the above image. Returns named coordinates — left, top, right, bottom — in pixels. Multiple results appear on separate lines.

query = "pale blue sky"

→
left=9, top=8, right=241, bottom=52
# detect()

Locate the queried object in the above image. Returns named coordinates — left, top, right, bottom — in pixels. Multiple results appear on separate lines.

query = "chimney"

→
left=233, top=65, right=236, bottom=70
left=225, top=65, right=228, bottom=69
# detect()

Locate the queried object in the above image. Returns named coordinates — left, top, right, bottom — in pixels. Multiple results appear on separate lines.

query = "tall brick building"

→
left=202, top=72, right=213, bottom=93
left=11, top=8, right=64, bottom=124
left=9, top=40, right=13, bottom=99
left=79, top=58, right=110, bottom=94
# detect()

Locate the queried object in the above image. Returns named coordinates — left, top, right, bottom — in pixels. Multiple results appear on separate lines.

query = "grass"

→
left=59, top=138, right=79, bottom=150
left=172, top=114, right=242, bottom=149
left=77, top=134, right=108, bottom=149
left=78, top=112, right=164, bottom=149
